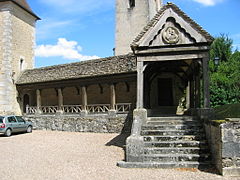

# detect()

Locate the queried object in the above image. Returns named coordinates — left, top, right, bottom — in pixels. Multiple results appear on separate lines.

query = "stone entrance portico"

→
left=120, top=3, right=214, bottom=168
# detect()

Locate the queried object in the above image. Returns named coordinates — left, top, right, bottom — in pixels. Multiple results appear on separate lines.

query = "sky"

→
left=27, top=0, right=240, bottom=68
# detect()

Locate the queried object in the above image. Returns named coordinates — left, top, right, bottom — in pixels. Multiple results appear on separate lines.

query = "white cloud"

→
left=35, top=38, right=99, bottom=61
left=192, top=0, right=224, bottom=6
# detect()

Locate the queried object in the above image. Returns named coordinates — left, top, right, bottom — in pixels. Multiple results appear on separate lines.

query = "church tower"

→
left=0, top=0, right=39, bottom=115
left=115, top=0, right=162, bottom=55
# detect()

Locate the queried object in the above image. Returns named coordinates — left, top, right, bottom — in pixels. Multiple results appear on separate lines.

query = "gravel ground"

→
left=0, top=130, right=239, bottom=180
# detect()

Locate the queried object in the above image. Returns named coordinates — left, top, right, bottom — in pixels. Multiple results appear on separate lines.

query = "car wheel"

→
left=26, top=126, right=32, bottom=133
left=4, top=129, right=12, bottom=137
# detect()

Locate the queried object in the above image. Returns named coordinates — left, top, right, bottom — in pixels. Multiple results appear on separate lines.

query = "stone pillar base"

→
left=125, top=108, right=147, bottom=162
left=126, top=135, right=144, bottom=162
left=108, top=110, right=117, bottom=117
left=56, top=110, right=64, bottom=115
left=80, top=110, right=88, bottom=116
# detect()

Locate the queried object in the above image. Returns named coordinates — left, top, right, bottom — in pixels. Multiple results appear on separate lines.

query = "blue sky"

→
left=27, top=0, right=240, bottom=67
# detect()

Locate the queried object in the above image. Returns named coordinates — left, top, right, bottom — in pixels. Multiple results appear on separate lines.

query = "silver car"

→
left=0, top=116, right=33, bottom=137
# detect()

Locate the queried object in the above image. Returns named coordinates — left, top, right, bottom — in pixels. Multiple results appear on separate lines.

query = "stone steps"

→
left=142, top=124, right=203, bottom=130
left=147, top=120, right=201, bottom=126
left=144, top=140, right=207, bottom=148
left=141, top=129, right=204, bottom=136
left=117, top=161, right=211, bottom=169
left=143, top=147, right=209, bottom=155
left=147, top=116, right=196, bottom=121
left=119, top=115, right=211, bottom=169
left=143, top=135, right=205, bottom=142
left=143, top=153, right=211, bottom=162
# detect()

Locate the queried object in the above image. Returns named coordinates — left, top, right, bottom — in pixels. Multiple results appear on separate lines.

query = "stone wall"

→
left=115, top=0, right=162, bottom=55
left=0, top=1, right=36, bottom=115
left=205, top=119, right=240, bottom=176
left=24, top=113, right=133, bottom=134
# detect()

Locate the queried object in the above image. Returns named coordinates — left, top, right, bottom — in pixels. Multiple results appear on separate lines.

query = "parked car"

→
left=0, top=116, right=33, bottom=137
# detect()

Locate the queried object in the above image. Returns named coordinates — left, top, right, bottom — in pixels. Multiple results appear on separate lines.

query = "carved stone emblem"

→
left=162, top=27, right=180, bottom=44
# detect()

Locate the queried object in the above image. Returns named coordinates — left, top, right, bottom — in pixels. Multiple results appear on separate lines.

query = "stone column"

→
left=202, top=58, right=210, bottom=108
left=57, top=88, right=63, bottom=114
left=81, top=86, right=88, bottom=115
left=110, top=84, right=116, bottom=110
left=186, top=81, right=190, bottom=109
left=109, top=84, right=116, bottom=116
left=195, top=72, right=201, bottom=108
left=36, top=89, right=42, bottom=114
left=190, top=78, right=195, bottom=108
left=137, top=61, right=144, bottom=109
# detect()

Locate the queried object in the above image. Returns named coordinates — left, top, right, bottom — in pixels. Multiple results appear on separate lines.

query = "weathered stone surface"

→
left=24, top=114, right=132, bottom=133
left=205, top=120, right=240, bottom=176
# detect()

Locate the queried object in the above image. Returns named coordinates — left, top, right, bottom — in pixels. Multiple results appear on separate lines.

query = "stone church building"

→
left=4, top=0, right=239, bottom=174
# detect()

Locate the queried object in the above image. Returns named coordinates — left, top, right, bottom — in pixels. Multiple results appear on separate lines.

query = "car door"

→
left=7, top=116, right=19, bottom=133
left=15, top=116, right=27, bottom=132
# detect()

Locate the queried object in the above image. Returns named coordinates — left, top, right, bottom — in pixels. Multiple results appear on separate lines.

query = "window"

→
left=0, top=117, right=3, bottom=123
left=8, top=117, right=17, bottom=123
left=129, top=0, right=135, bottom=8
left=16, top=116, right=25, bottom=123
left=20, top=58, right=24, bottom=71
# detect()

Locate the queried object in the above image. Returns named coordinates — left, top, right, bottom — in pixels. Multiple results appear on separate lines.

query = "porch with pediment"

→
left=121, top=3, right=214, bottom=168
left=131, top=2, right=213, bottom=115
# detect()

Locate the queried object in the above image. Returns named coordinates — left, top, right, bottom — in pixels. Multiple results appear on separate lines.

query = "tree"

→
left=210, top=34, right=233, bottom=63
left=209, top=35, right=240, bottom=107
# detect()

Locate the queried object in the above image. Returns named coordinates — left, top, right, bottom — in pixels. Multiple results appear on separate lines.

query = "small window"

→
left=129, top=0, right=135, bottom=8
left=20, top=58, right=24, bottom=71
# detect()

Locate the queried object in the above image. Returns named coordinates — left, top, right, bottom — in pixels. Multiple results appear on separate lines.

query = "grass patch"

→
left=214, top=103, right=240, bottom=120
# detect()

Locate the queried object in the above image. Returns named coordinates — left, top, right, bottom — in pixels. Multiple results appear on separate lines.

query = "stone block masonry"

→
left=205, top=119, right=240, bottom=176
left=24, top=114, right=133, bottom=134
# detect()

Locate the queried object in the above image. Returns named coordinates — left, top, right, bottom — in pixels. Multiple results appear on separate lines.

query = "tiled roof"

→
left=16, top=54, right=136, bottom=85
left=131, top=3, right=213, bottom=47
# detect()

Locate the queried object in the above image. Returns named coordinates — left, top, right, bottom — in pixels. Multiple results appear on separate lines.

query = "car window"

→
left=0, top=117, right=3, bottom=123
left=15, top=116, right=25, bottom=123
left=8, top=117, right=17, bottom=123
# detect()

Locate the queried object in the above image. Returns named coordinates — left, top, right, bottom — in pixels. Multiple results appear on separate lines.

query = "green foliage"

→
left=209, top=35, right=240, bottom=107
left=210, top=34, right=233, bottom=62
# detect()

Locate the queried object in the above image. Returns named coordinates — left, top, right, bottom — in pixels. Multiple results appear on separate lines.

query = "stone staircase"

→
left=118, top=115, right=211, bottom=168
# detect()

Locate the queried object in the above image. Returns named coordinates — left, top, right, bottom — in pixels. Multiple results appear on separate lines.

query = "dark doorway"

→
left=23, top=94, right=30, bottom=113
left=158, top=78, right=173, bottom=106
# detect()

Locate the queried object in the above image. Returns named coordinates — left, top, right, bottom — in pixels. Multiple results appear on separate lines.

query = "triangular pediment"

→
left=131, top=3, right=213, bottom=48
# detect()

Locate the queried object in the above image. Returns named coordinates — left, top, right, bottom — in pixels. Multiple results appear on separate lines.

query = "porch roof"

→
left=131, top=2, right=214, bottom=48
left=16, top=54, right=136, bottom=85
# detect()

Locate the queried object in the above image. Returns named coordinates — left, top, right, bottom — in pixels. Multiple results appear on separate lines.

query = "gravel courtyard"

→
left=0, top=130, right=239, bottom=180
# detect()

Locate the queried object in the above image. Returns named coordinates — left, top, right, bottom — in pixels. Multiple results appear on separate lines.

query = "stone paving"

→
left=0, top=131, right=239, bottom=180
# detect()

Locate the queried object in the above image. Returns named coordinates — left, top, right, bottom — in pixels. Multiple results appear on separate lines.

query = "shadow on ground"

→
left=105, top=133, right=130, bottom=149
